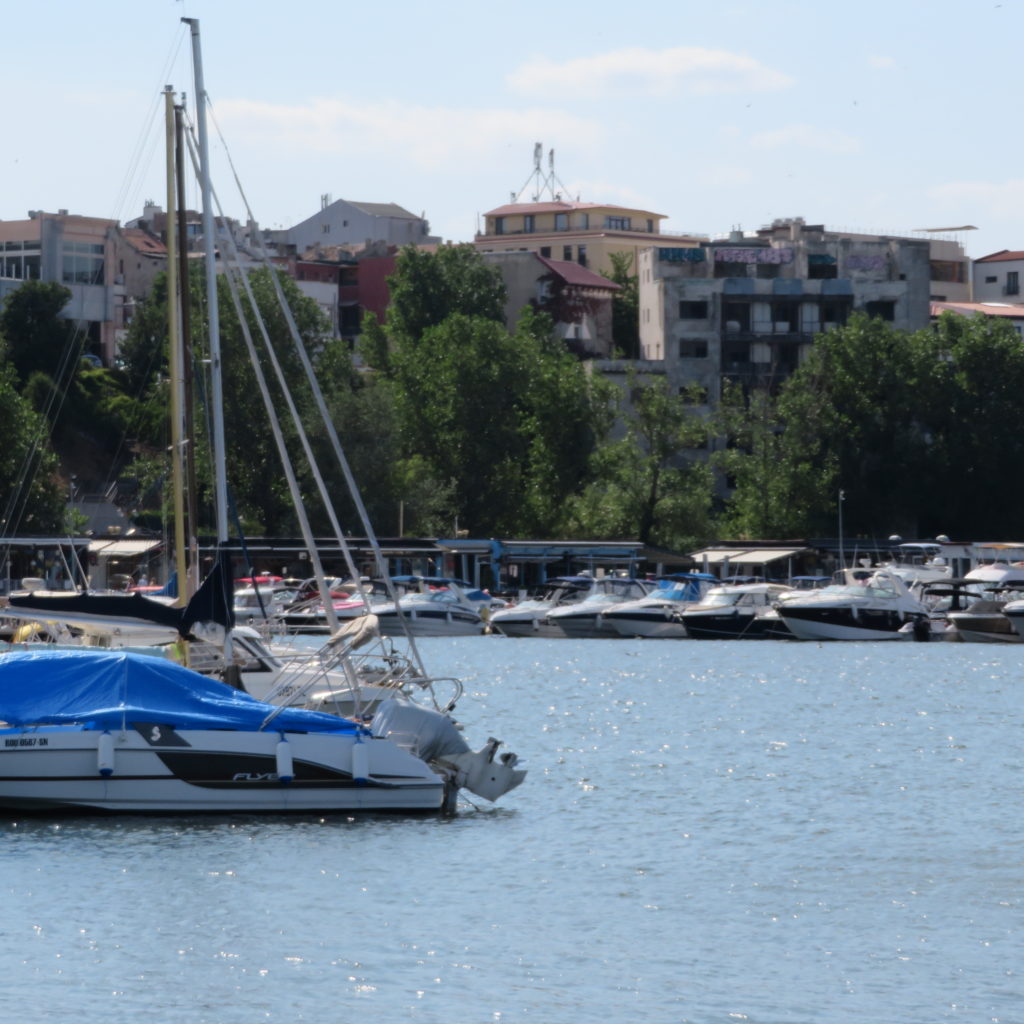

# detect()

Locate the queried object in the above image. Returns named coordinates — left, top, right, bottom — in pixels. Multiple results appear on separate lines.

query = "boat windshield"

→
left=700, top=591, right=741, bottom=608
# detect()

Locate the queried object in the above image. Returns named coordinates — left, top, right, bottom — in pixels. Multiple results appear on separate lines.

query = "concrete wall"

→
left=973, top=258, right=1024, bottom=303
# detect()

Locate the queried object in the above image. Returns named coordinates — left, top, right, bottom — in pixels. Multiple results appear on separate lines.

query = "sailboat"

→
left=0, top=20, right=525, bottom=814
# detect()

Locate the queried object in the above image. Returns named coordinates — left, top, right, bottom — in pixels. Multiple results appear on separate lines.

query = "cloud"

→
left=867, top=55, right=897, bottom=69
left=507, top=46, right=794, bottom=98
left=749, top=124, right=861, bottom=154
left=212, top=96, right=604, bottom=171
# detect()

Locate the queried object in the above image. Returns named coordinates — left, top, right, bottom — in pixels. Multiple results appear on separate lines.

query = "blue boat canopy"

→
left=0, top=649, right=358, bottom=733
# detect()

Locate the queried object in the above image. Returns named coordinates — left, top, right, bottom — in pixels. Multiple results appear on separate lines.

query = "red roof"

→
left=537, top=255, right=621, bottom=291
left=975, top=250, right=1024, bottom=263
left=484, top=200, right=666, bottom=219
left=931, top=301, right=1024, bottom=318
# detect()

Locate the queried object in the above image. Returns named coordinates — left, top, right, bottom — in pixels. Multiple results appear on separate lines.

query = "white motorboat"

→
left=373, top=577, right=488, bottom=637
left=600, top=573, right=718, bottom=639
left=0, top=648, right=524, bottom=814
left=543, top=576, right=654, bottom=638
left=680, top=582, right=795, bottom=640
left=942, top=561, right=1024, bottom=643
left=488, top=575, right=599, bottom=637
left=776, top=569, right=929, bottom=641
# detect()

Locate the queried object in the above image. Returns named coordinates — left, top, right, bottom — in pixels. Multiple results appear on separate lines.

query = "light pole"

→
left=838, top=489, right=846, bottom=573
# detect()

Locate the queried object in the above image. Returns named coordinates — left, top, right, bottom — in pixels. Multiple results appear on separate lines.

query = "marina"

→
left=1, top=635, right=1020, bottom=1021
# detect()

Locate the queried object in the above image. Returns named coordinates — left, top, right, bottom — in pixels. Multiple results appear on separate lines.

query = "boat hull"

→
left=945, top=613, right=1020, bottom=644
left=601, top=609, right=687, bottom=639
left=542, top=613, right=618, bottom=638
left=681, top=611, right=790, bottom=640
left=0, top=726, right=445, bottom=814
left=779, top=607, right=913, bottom=641
left=375, top=608, right=483, bottom=637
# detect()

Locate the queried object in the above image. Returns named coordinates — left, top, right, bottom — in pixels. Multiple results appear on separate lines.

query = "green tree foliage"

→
left=608, top=251, right=640, bottom=358
left=713, top=382, right=835, bottom=539
left=363, top=246, right=608, bottom=536
left=719, top=312, right=1024, bottom=540
left=565, top=375, right=715, bottom=547
left=118, top=264, right=343, bottom=536
left=0, top=281, right=79, bottom=386
left=360, top=244, right=506, bottom=375
left=0, top=342, right=65, bottom=534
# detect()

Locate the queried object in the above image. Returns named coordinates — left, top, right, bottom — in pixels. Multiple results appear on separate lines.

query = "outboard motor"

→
left=372, top=699, right=526, bottom=802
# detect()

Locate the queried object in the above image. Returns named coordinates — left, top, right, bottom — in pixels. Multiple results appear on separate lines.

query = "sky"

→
left=3, top=0, right=1021, bottom=259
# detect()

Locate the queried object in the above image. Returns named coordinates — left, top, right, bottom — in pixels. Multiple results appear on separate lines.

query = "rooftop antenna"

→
left=511, top=142, right=573, bottom=204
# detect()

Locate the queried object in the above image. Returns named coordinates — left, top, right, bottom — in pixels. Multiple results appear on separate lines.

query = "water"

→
left=2, top=637, right=1023, bottom=1022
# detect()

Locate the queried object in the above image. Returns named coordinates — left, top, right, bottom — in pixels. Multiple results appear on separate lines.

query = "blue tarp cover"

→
left=0, top=649, right=357, bottom=733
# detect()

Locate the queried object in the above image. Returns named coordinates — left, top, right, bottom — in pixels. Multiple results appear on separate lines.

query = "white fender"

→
left=97, top=731, right=115, bottom=777
left=351, top=738, right=369, bottom=783
left=275, top=739, right=294, bottom=783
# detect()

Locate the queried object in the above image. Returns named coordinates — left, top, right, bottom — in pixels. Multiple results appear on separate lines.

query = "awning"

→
left=729, top=548, right=805, bottom=565
left=689, top=549, right=747, bottom=565
left=689, top=547, right=806, bottom=565
left=87, top=539, right=162, bottom=557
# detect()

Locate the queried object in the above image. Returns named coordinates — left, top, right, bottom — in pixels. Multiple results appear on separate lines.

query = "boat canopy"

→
left=0, top=649, right=358, bottom=733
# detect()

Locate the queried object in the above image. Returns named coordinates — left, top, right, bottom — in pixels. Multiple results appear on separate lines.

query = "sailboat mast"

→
left=164, top=86, right=188, bottom=604
left=183, top=17, right=229, bottom=546
left=174, top=102, right=200, bottom=599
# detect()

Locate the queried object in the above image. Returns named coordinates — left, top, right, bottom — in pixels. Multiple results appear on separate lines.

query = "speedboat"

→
left=542, top=576, right=654, bottom=638
left=943, top=561, right=1024, bottom=642
left=488, top=575, right=598, bottom=637
left=373, top=578, right=488, bottom=637
left=600, top=573, right=718, bottom=638
left=775, top=569, right=929, bottom=641
left=680, top=582, right=795, bottom=640
left=0, top=648, right=524, bottom=815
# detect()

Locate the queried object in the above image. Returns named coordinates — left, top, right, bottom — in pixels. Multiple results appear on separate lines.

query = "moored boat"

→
left=0, top=648, right=524, bottom=815
left=680, top=582, right=795, bottom=640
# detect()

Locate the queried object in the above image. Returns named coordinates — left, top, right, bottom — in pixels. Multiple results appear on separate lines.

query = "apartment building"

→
left=637, top=219, right=933, bottom=409
left=0, top=210, right=166, bottom=365
left=287, top=197, right=439, bottom=253
left=972, top=250, right=1024, bottom=303
left=474, top=200, right=705, bottom=279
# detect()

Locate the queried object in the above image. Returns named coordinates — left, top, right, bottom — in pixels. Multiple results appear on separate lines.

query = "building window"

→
left=523, top=215, right=535, bottom=233
left=723, top=302, right=751, bottom=332
left=494, top=217, right=505, bottom=235
left=1008, top=271, right=1020, bottom=295
left=865, top=300, right=896, bottom=321
left=555, top=213, right=568, bottom=231
left=679, top=300, right=709, bottom=319
left=646, top=219, right=654, bottom=233
left=577, top=245, right=587, bottom=267
left=679, top=339, right=708, bottom=358
left=563, top=245, right=572, bottom=261
left=985, top=276, right=997, bottom=283
left=578, top=213, right=589, bottom=229
left=604, top=216, right=631, bottom=230
left=540, top=246, right=551, bottom=258
left=808, top=255, right=838, bottom=280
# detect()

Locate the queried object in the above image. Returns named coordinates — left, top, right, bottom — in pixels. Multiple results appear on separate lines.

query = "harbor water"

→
left=3, top=636, right=1022, bottom=1022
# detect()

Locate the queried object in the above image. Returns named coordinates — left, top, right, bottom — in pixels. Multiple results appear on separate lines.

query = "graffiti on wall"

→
left=714, top=247, right=794, bottom=264
left=659, top=248, right=706, bottom=263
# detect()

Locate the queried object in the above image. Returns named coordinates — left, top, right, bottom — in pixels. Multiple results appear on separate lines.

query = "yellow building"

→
left=474, top=200, right=705, bottom=279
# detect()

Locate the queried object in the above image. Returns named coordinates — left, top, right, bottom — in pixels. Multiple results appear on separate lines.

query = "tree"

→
left=565, top=374, right=715, bottom=547
left=608, top=251, right=640, bottom=358
left=361, top=247, right=608, bottom=537
left=0, top=342, right=65, bottom=534
left=360, top=243, right=506, bottom=374
left=0, top=281, right=78, bottom=386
